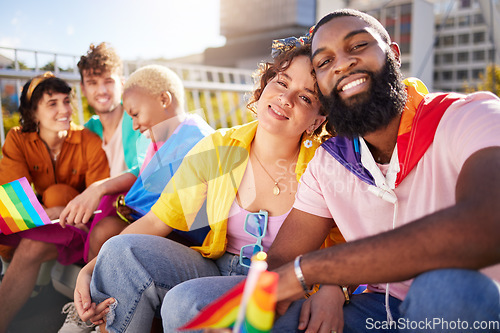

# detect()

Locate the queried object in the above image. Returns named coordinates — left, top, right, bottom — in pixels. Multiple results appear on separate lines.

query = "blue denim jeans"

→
left=90, top=234, right=249, bottom=333
left=274, top=268, right=500, bottom=333
left=163, top=268, right=500, bottom=333
left=162, top=275, right=246, bottom=332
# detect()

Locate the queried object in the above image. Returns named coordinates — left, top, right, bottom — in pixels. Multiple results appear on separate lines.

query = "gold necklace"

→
left=252, top=148, right=300, bottom=196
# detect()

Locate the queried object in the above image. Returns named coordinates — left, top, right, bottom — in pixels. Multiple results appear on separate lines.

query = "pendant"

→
left=273, top=183, right=280, bottom=196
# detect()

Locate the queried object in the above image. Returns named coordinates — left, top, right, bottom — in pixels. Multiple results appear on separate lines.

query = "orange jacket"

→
left=0, top=123, right=109, bottom=196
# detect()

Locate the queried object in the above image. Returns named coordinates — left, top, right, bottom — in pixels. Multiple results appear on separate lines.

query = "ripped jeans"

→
left=90, top=234, right=249, bottom=333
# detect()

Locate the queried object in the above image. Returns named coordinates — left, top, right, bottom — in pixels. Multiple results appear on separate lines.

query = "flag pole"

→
left=50, top=209, right=102, bottom=224
left=233, top=252, right=268, bottom=333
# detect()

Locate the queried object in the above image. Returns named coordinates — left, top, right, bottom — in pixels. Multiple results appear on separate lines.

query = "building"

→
left=203, top=0, right=499, bottom=93
left=432, top=0, right=500, bottom=92
left=204, top=0, right=316, bottom=68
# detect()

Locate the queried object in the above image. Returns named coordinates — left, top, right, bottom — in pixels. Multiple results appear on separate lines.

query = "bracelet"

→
left=293, top=255, right=310, bottom=294
left=341, top=285, right=350, bottom=304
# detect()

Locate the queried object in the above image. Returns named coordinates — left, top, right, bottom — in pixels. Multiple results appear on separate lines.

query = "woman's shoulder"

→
left=4, top=126, right=36, bottom=143
left=6, top=126, right=24, bottom=137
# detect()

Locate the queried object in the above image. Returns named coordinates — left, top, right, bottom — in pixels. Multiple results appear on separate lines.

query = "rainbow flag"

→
left=179, top=269, right=278, bottom=332
left=0, top=177, right=51, bottom=235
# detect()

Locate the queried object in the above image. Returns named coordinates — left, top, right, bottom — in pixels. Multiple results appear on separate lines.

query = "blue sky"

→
left=0, top=0, right=226, bottom=67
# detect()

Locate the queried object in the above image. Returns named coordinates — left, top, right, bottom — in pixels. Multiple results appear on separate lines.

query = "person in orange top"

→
left=0, top=72, right=109, bottom=333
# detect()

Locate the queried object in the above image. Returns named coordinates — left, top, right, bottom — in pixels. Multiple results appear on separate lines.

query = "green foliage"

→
left=80, top=95, right=96, bottom=123
left=40, top=61, right=74, bottom=73
left=6, top=61, right=29, bottom=70
left=2, top=108, right=20, bottom=133
left=464, top=65, right=500, bottom=96
left=185, top=90, right=253, bottom=129
left=1, top=107, right=20, bottom=157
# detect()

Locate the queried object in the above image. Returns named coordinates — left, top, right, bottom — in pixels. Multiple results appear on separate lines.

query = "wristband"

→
left=294, top=255, right=310, bottom=294
left=341, top=285, right=350, bottom=304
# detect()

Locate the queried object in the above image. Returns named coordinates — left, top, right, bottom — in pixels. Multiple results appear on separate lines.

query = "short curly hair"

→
left=312, top=9, right=392, bottom=45
left=247, top=44, right=327, bottom=137
left=124, top=65, right=184, bottom=106
left=19, top=75, right=72, bottom=133
left=77, top=42, right=123, bottom=81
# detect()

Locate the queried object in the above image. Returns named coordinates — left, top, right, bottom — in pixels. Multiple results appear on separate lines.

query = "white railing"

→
left=0, top=46, right=256, bottom=146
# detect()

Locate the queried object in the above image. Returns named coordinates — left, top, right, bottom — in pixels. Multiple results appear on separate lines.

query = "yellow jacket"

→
left=152, top=121, right=344, bottom=258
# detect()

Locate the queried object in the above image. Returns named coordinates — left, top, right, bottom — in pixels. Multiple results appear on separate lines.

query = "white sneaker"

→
left=58, top=302, right=95, bottom=333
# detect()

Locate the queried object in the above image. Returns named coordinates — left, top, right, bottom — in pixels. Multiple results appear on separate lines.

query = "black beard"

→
left=320, top=54, right=407, bottom=138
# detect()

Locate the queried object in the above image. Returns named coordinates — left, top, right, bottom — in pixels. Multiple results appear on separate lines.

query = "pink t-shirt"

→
left=225, top=200, right=291, bottom=255
left=102, top=113, right=128, bottom=177
left=294, top=92, right=500, bottom=300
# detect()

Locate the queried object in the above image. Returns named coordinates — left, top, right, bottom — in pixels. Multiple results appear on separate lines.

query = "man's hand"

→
left=298, top=285, right=345, bottom=333
left=275, top=261, right=307, bottom=304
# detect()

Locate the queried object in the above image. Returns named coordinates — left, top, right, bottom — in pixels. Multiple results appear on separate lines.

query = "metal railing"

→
left=0, top=46, right=256, bottom=146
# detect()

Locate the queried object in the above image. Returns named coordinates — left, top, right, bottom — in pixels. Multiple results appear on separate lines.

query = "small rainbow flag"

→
left=239, top=270, right=278, bottom=332
left=0, top=177, right=51, bottom=235
left=179, top=256, right=278, bottom=332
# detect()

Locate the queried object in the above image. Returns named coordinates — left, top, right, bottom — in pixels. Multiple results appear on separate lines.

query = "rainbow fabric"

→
left=0, top=177, right=51, bottom=235
left=179, top=270, right=279, bottom=332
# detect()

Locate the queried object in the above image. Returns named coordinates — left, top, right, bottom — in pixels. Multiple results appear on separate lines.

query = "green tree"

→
left=464, top=65, right=500, bottom=96
left=1, top=107, right=20, bottom=142
left=41, top=61, right=55, bottom=71
left=7, top=60, right=29, bottom=70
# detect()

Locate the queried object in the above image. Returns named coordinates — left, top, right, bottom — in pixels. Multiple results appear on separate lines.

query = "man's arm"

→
left=276, top=147, right=500, bottom=301
left=267, top=208, right=334, bottom=270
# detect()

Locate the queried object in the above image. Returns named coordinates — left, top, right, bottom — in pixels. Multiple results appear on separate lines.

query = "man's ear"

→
left=389, top=42, right=401, bottom=66
left=160, top=91, right=172, bottom=108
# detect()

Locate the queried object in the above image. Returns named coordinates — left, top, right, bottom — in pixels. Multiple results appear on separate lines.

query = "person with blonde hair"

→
left=58, top=64, right=214, bottom=332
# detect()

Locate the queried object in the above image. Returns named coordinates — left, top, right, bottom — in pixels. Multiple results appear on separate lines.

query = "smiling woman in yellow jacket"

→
left=74, top=41, right=344, bottom=333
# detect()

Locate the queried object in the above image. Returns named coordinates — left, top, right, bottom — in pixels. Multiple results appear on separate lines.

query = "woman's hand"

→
left=298, top=285, right=345, bottom=333
left=73, top=263, right=95, bottom=321
left=73, top=261, right=114, bottom=325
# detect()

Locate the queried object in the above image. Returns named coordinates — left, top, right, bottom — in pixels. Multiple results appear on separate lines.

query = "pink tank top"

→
left=225, top=200, right=291, bottom=255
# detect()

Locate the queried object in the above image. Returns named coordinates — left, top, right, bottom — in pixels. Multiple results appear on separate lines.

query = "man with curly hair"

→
left=58, top=43, right=146, bottom=227
left=79, top=42, right=143, bottom=179
left=57, top=43, right=146, bottom=333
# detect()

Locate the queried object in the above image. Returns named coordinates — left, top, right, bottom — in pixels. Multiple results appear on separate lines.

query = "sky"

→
left=0, top=0, right=226, bottom=68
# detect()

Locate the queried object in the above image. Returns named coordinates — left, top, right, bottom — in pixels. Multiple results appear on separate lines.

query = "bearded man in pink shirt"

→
left=267, top=9, right=500, bottom=333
